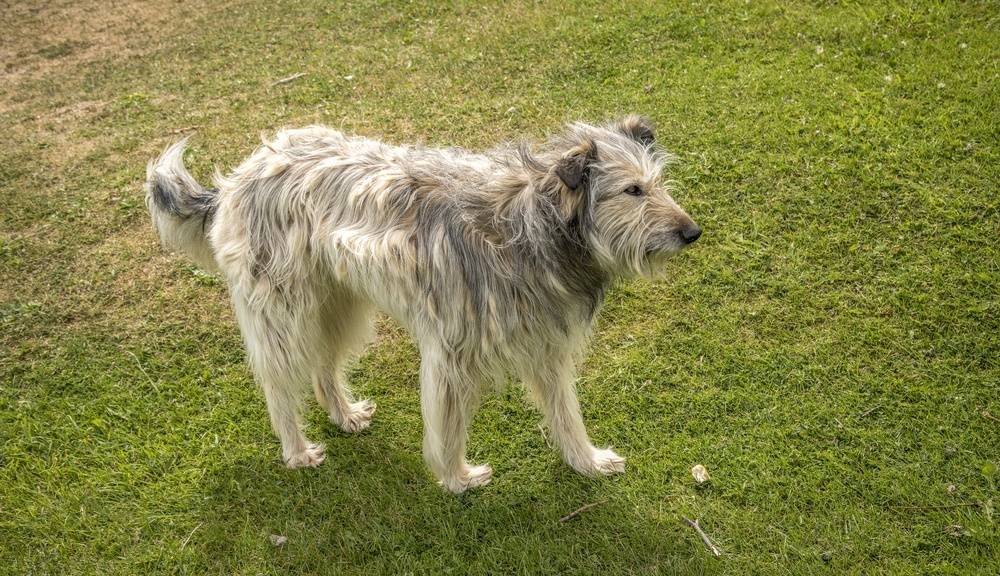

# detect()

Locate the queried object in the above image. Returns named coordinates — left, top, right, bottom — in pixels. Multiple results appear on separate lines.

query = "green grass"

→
left=1, top=0, right=998, bottom=573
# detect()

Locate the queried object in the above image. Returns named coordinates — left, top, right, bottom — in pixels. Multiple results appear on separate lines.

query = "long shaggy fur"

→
left=145, top=116, right=701, bottom=493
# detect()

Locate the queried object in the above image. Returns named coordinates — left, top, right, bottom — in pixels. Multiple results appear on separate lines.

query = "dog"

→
left=144, top=116, right=701, bottom=493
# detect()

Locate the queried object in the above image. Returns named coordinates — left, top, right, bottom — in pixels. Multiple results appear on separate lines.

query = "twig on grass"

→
left=888, top=503, right=981, bottom=510
left=557, top=501, right=606, bottom=524
left=682, top=516, right=722, bottom=557
left=168, top=125, right=202, bottom=135
left=179, top=522, right=203, bottom=551
left=127, top=350, right=160, bottom=392
left=860, top=404, right=882, bottom=418
left=982, top=410, right=1000, bottom=425
left=270, top=72, right=307, bottom=86
left=538, top=424, right=552, bottom=449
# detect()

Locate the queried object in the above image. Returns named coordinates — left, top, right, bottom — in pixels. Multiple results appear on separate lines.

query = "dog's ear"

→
left=616, top=115, right=656, bottom=147
left=555, top=140, right=597, bottom=191
left=551, top=140, right=597, bottom=221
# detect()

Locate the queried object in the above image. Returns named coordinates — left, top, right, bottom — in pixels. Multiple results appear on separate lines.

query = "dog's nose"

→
left=681, top=224, right=702, bottom=244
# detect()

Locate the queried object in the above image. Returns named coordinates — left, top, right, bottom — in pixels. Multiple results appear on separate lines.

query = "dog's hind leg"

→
left=314, top=372, right=376, bottom=433
left=232, top=286, right=326, bottom=469
left=313, top=291, right=376, bottom=433
left=419, top=345, right=491, bottom=493
left=524, top=353, right=626, bottom=477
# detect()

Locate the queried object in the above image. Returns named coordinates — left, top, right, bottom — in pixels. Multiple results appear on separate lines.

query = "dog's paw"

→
left=284, top=443, right=326, bottom=469
left=331, top=399, right=376, bottom=433
left=440, top=463, right=493, bottom=493
left=569, top=447, right=626, bottom=477
left=590, top=448, right=626, bottom=476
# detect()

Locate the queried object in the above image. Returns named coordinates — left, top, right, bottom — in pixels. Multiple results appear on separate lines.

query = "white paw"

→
left=569, top=447, right=626, bottom=477
left=440, top=463, right=493, bottom=493
left=331, top=399, right=376, bottom=433
left=284, top=443, right=326, bottom=469
left=590, top=448, right=626, bottom=476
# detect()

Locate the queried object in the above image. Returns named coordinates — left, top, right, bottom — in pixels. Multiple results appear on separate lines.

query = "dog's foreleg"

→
left=419, top=346, right=491, bottom=493
left=525, top=356, right=626, bottom=477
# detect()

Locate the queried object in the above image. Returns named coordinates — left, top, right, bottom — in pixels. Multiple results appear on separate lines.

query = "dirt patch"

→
left=1, top=0, right=171, bottom=90
left=0, top=0, right=216, bottom=191
left=0, top=0, right=218, bottom=120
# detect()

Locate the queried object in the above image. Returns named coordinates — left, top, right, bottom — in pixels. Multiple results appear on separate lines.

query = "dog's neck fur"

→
left=407, top=146, right=611, bottom=335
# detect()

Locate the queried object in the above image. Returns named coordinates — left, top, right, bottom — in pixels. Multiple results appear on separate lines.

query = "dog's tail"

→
left=144, top=137, right=221, bottom=272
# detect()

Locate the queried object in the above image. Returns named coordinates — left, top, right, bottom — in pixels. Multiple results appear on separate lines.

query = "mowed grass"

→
left=1, top=0, right=998, bottom=573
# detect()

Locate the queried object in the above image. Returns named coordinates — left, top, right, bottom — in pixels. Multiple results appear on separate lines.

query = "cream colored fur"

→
left=144, top=116, right=700, bottom=492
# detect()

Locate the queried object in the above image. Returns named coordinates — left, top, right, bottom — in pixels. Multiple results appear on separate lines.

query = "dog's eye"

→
left=624, top=185, right=644, bottom=197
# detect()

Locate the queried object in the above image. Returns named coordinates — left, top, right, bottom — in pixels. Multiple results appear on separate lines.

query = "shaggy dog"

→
left=145, top=116, right=700, bottom=493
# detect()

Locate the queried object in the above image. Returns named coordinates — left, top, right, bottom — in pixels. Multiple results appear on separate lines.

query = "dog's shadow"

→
left=194, top=421, right=703, bottom=572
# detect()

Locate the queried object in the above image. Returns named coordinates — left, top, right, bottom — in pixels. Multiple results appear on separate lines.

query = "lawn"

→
left=1, top=0, right=998, bottom=573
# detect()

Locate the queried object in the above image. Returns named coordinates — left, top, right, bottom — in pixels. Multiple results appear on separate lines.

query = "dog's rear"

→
left=144, top=138, right=220, bottom=272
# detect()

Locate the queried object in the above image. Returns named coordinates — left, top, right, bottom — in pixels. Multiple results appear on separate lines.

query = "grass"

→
left=1, top=0, right=998, bottom=573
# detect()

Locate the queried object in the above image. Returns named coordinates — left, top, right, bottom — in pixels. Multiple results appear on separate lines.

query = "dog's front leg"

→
left=525, top=355, right=626, bottom=477
left=419, top=346, right=491, bottom=493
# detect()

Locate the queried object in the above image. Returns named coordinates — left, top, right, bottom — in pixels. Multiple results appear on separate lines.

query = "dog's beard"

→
left=638, top=235, right=691, bottom=277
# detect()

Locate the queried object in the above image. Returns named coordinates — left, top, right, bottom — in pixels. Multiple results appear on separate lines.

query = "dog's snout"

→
left=681, top=224, right=702, bottom=244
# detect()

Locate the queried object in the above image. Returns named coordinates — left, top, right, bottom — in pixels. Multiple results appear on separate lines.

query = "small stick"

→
left=179, top=522, right=203, bottom=551
left=270, top=72, right=307, bottom=86
left=860, top=404, right=882, bottom=418
left=888, top=503, right=980, bottom=510
left=558, top=501, right=606, bottom=524
left=538, top=424, right=552, bottom=449
left=983, top=410, right=1000, bottom=424
left=168, top=125, right=202, bottom=135
left=682, top=516, right=721, bottom=557
left=127, top=350, right=160, bottom=392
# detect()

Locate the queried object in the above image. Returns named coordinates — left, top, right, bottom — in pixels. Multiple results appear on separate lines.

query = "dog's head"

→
left=545, top=115, right=701, bottom=277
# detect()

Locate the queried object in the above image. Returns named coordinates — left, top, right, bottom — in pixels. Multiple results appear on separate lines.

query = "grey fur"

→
left=145, top=116, right=700, bottom=492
